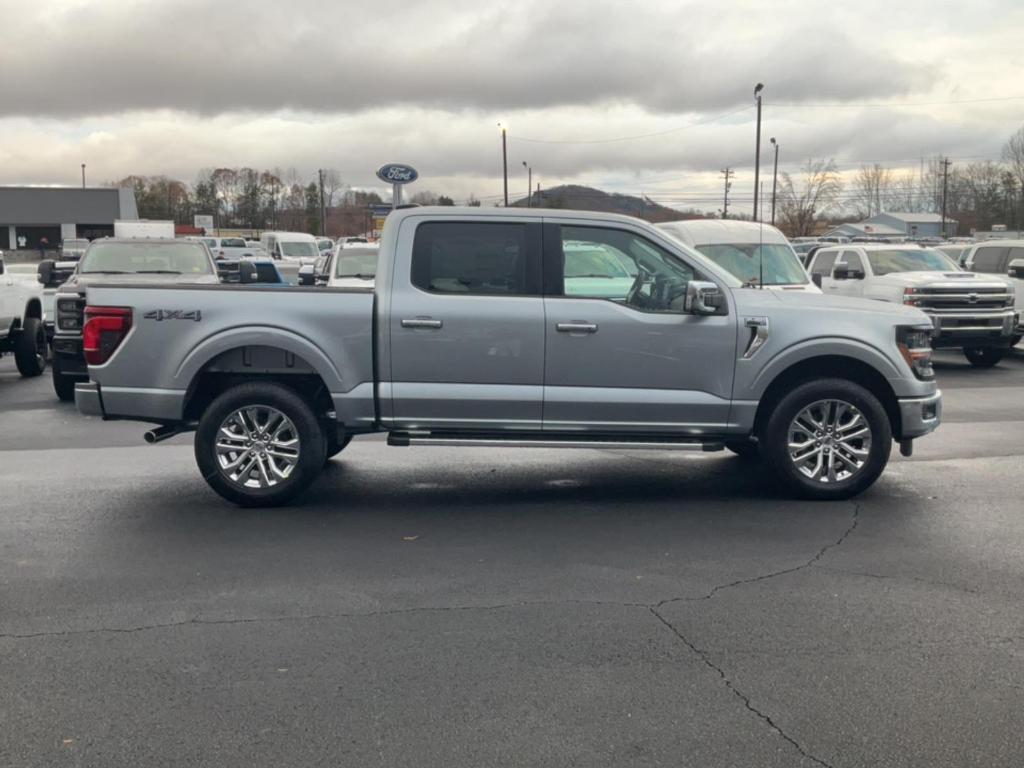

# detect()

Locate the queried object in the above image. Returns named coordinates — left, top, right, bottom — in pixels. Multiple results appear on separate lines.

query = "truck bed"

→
left=82, top=283, right=376, bottom=427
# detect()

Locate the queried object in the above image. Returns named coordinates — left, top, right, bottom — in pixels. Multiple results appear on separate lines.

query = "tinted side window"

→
left=412, top=222, right=539, bottom=295
left=810, top=250, right=839, bottom=276
left=839, top=250, right=864, bottom=272
left=971, top=247, right=1008, bottom=273
left=1006, top=247, right=1024, bottom=267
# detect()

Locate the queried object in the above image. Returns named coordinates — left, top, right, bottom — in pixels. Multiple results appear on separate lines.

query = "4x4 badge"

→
left=143, top=309, right=202, bottom=321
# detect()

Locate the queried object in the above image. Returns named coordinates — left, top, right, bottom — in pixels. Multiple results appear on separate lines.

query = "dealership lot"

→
left=2, top=350, right=1023, bottom=767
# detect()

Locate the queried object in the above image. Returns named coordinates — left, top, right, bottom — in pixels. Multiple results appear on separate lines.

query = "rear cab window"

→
left=411, top=221, right=541, bottom=295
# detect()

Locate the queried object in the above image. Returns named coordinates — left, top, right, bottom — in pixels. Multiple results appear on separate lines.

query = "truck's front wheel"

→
left=52, top=355, right=84, bottom=401
left=195, top=382, right=326, bottom=507
left=762, top=379, right=892, bottom=500
left=963, top=346, right=1005, bottom=368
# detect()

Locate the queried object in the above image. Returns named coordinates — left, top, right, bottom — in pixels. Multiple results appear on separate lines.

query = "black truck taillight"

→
left=83, top=306, right=132, bottom=365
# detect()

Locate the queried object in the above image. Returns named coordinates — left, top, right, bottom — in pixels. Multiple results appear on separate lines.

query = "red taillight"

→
left=83, top=306, right=132, bottom=365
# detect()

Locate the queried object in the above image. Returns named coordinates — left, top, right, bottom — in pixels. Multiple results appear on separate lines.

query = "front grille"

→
left=913, top=286, right=1012, bottom=312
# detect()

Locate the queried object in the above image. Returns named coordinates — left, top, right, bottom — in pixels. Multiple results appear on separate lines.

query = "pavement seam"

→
left=656, top=502, right=861, bottom=607
left=648, top=605, right=834, bottom=768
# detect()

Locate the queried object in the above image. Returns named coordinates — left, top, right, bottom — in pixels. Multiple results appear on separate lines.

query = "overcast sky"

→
left=1, top=0, right=1022, bottom=213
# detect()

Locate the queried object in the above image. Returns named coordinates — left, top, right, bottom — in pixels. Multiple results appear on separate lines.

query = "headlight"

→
left=902, top=287, right=922, bottom=307
left=897, top=325, right=934, bottom=380
left=57, top=297, right=79, bottom=313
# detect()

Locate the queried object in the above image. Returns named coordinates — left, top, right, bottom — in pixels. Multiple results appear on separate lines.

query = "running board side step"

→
left=387, top=432, right=725, bottom=451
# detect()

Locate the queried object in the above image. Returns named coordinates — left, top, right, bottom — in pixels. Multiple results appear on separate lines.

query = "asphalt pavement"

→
left=2, top=349, right=1023, bottom=767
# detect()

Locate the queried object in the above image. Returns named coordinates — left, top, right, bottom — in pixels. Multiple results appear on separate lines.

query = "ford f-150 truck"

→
left=75, top=208, right=943, bottom=506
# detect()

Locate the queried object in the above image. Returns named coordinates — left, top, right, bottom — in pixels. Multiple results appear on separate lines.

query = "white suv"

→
left=808, top=244, right=1016, bottom=367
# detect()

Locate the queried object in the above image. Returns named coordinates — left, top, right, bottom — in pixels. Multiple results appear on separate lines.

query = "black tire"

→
left=1011, top=334, right=1022, bottom=347
left=725, top=439, right=761, bottom=460
left=51, top=355, right=83, bottom=402
left=194, top=382, right=326, bottom=507
left=963, top=346, right=1005, bottom=368
left=323, top=430, right=352, bottom=463
left=14, top=317, right=46, bottom=377
left=761, top=378, right=892, bottom=501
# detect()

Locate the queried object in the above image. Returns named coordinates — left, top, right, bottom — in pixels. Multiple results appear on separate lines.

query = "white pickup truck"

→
left=807, top=244, right=1016, bottom=366
left=0, top=251, right=48, bottom=378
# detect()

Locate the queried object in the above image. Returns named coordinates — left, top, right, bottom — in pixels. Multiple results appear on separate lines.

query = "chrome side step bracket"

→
left=387, top=433, right=725, bottom=451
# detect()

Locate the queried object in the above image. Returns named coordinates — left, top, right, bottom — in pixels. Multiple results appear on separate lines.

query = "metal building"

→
left=0, top=186, right=138, bottom=251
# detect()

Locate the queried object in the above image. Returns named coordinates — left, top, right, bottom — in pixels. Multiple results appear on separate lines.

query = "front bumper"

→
left=52, top=335, right=87, bottom=374
left=928, top=309, right=1016, bottom=348
left=897, top=390, right=942, bottom=440
left=75, top=381, right=104, bottom=417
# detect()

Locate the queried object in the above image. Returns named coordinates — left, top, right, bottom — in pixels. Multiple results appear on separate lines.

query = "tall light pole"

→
left=81, top=164, right=86, bottom=188
left=753, top=83, right=764, bottom=222
left=769, top=137, right=779, bottom=226
left=498, top=123, right=509, bottom=206
left=940, top=157, right=952, bottom=238
left=522, top=161, right=532, bottom=207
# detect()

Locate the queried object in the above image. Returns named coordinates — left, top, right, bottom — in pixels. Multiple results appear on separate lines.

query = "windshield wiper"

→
left=339, top=273, right=375, bottom=279
left=135, top=270, right=182, bottom=274
left=81, top=270, right=127, bottom=274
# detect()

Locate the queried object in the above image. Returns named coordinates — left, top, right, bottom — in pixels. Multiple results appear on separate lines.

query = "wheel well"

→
left=183, top=346, right=333, bottom=422
left=753, top=356, right=900, bottom=438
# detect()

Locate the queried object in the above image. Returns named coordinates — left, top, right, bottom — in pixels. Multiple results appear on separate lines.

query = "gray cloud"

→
left=0, top=0, right=933, bottom=118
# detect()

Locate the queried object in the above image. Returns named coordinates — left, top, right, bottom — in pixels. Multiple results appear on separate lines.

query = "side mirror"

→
left=298, top=264, right=315, bottom=286
left=238, top=260, right=258, bottom=284
left=684, top=281, right=723, bottom=315
left=1008, top=259, right=1024, bottom=279
left=37, top=259, right=55, bottom=285
left=832, top=265, right=849, bottom=281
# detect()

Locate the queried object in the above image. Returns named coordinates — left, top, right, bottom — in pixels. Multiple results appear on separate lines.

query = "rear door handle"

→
left=401, top=318, right=443, bottom=329
left=556, top=322, right=598, bottom=333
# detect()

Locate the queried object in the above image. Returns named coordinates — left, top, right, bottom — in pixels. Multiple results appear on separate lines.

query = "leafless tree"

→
left=321, top=168, right=345, bottom=207
left=851, top=163, right=894, bottom=218
left=777, top=158, right=842, bottom=236
left=1002, top=125, right=1024, bottom=224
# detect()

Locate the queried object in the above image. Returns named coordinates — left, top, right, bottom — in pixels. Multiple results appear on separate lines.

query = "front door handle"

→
left=401, top=318, right=443, bottom=329
left=556, top=322, right=598, bottom=333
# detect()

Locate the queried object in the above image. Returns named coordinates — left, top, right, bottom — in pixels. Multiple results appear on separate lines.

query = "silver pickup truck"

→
left=76, top=208, right=942, bottom=506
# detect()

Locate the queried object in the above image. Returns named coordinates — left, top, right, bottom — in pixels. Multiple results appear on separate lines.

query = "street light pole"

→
left=81, top=164, right=86, bottom=188
left=940, top=157, right=952, bottom=237
left=753, top=83, right=764, bottom=222
left=769, top=137, right=779, bottom=226
left=522, top=161, right=531, bottom=207
left=499, top=123, right=509, bottom=207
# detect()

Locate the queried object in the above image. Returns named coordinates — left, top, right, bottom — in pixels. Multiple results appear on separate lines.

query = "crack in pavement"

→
left=813, top=564, right=982, bottom=596
left=648, top=605, right=835, bottom=768
left=657, top=502, right=861, bottom=607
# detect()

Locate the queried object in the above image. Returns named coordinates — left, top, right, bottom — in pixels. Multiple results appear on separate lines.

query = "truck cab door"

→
left=541, top=222, right=736, bottom=434
left=830, top=249, right=867, bottom=298
left=384, top=217, right=545, bottom=431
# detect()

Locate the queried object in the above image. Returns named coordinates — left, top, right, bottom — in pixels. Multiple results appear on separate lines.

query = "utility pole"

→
left=81, top=164, right=86, bottom=188
left=721, top=167, right=734, bottom=219
left=536, top=182, right=540, bottom=207
left=769, top=137, right=779, bottom=226
left=753, top=83, right=764, bottom=221
left=499, top=123, right=509, bottom=206
left=522, top=161, right=532, bottom=207
left=318, top=169, right=326, bottom=236
left=940, top=158, right=952, bottom=238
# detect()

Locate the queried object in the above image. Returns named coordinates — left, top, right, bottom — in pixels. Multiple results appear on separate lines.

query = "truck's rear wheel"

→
left=762, top=379, right=891, bottom=500
left=963, top=346, right=1005, bottom=367
left=14, top=317, right=47, bottom=377
left=195, top=382, right=326, bottom=507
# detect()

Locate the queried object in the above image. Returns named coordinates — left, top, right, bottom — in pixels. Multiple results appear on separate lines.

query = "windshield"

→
left=62, top=239, right=89, bottom=250
left=280, top=241, right=319, bottom=259
left=695, top=243, right=808, bottom=285
left=220, top=237, right=246, bottom=248
left=867, top=248, right=959, bottom=275
left=335, top=250, right=379, bottom=278
left=80, top=242, right=214, bottom=274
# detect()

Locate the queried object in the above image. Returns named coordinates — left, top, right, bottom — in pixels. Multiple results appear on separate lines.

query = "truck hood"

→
left=872, top=270, right=1012, bottom=289
left=731, top=286, right=931, bottom=325
left=62, top=272, right=220, bottom=292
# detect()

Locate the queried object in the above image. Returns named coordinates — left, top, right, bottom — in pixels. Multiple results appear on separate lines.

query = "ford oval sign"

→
left=376, top=164, right=418, bottom=184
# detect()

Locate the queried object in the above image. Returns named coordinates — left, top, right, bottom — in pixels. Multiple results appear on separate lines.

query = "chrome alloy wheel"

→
left=787, top=399, right=872, bottom=484
left=215, top=406, right=300, bottom=489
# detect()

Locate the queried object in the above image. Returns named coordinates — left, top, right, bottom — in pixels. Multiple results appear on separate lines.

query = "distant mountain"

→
left=511, top=184, right=707, bottom=223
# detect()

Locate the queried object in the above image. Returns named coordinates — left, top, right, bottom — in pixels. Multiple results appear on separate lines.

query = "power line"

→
left=772, top=95, right=1024, bottom=108
left=512, top=105, right=753, bottom=145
